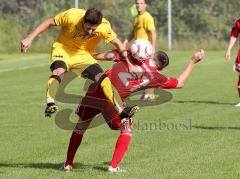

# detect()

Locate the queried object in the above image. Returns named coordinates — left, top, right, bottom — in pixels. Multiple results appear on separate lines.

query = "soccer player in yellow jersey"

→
left=21, top=8, right=139, bottom=118
left=124, top=0, right=157, bottom=102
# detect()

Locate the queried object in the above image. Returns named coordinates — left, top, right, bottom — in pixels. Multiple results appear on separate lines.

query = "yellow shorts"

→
left=51, top=43, right=98, bottom=76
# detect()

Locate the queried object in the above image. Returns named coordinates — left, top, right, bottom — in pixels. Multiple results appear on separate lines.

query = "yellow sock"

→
left=46, top=75, right=61, bottom=104
left=100, top=77, right=123, bottom=113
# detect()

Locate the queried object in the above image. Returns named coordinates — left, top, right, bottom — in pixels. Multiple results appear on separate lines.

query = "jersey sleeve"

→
left=231, top=19, right=240, bottom=38
left=153, top=72, right=178, bottom=89
left=100, top=19, right=117, bottom=43
left=54, top=9, right=72, bottom=26
left=161, top=77, right=178, bottom=89
left=146, top=15, right=155, bottom=31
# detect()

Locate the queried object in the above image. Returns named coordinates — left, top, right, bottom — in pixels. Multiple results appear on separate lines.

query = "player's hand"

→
left=225, top=50, right=231, bottom=61
left=192, top=49, right=205, bottom=63
left=128, top=62, right=137, bottom=73
left=21, top=37, right=32, bottom=53
left=127, top=62, right=139, bottom=79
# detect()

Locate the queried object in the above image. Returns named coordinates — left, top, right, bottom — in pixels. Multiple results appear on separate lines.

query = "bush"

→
left=0, top=14, right=21, bottom=53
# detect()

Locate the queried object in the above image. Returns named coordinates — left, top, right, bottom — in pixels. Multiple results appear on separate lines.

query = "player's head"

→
left=135, top=0, right=147, bottom=14
left=154, top=51, right=169, bottom=70
left=83, top=8, right=103, bottom=35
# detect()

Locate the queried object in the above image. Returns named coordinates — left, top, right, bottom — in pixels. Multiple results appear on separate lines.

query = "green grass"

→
left=0, top=51, right=240, bottom=179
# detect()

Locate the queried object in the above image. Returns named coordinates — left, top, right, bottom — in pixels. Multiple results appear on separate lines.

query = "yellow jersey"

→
left=54, top=8, right=117, bottom=53
left=133, top=11, right=155, bottom=40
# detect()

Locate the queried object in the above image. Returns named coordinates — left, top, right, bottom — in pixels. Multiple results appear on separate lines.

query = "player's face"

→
left=135, top=0, right=146, bottom=14
left=83, top=23, right=98, bottom=35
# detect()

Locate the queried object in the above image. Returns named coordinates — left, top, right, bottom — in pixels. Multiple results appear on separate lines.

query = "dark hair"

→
left=156, top=51, right=169, bottom=70
left=84, top=8, right=103, bottom=25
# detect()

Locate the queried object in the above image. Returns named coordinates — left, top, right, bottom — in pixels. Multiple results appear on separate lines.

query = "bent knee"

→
left=52, top=68, right=66, bottom=76
left=81, top=63, right=104, bottom=81
left=50, top=60, right=67, bottom=75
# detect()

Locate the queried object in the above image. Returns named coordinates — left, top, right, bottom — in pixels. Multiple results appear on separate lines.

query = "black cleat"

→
left=45, top=103, right=58, bottom=117
left=119, top=105, right=140, bottom=119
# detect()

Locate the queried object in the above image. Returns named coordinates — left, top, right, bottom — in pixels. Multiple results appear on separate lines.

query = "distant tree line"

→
left=0, top=0, right=239, bottom=52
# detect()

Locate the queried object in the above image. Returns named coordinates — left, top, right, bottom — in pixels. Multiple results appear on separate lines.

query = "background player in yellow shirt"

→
left=21, top=8, right=139, bottom=118
left=123, top=0, right=157, bottom=102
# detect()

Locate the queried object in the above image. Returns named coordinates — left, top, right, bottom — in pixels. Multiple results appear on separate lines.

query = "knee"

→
left=95, top=72, right=105, bottom=82
left=81, top=63, right=104, bottom=82
left=52, top=68, right=65, bottom=77
left=50, top=60, right=67, bottom=76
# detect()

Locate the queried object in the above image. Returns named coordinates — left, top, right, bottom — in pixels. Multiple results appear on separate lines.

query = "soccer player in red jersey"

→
left=226, top=18, right=240, bottom=107
left=62, top=48, right=205, bottom=172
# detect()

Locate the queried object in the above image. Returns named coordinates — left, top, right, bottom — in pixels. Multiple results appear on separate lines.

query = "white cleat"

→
left=60, top=164, right=73, bottom=172
left=235, top=102, right=240, bottom=107
left=108, top=166, right=126, bottom=173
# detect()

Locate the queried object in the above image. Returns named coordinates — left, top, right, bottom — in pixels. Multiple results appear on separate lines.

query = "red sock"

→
left=65, top=131, right=83, bottom=166
left=110, top=133, right=132, bottom=168
left=238, top=76, right=240, bottom=97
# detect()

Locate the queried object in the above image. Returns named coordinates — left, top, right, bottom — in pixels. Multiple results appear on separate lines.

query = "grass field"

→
left=0, top=50, right=240, bottom=179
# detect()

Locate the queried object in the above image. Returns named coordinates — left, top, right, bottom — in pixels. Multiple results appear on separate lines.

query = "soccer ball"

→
left=130, top=39, right=153, bottom=61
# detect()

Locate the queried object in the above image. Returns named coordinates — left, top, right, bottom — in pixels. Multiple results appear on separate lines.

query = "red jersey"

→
left=106, top=58, right=178, bottom=99
left=231, top=19, right=240, bottom=38
left=76, top=52, right=178, bottom=121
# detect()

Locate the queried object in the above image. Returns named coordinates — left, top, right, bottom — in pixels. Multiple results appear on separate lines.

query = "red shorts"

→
left=234, top=49, right=240, bottom=72
left=75, top=83, right=124, bottom=132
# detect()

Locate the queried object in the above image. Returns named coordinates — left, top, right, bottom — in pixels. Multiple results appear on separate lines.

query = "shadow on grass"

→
left=173, top=100, right=235, bottom=106
left=0, top=161, right=109, bottom=172
left=193, top=125, right=240, bottom=130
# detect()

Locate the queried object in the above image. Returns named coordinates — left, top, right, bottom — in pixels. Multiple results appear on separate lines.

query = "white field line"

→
left=0, top=63, right=49, bottom=73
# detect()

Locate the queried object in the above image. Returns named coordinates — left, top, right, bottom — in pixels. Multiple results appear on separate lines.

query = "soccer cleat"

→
left=108, top=166, right=126, bottom=173
left=60, top=163, right=73, bottom=172
left=235, top=102, right=240, bottom=107
left=44, top=102, right=58, bottom=117
left=119, top=105, right=139, bottom=119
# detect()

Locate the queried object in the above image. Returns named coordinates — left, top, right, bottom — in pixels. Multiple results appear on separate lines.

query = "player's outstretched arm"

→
left=177, top=49, right=205, bottom=88
left=21, top=18, right=56, bottom=53
left=93, top=51, right=117, bottom=61
left=226, top=36, right=237, bottom=61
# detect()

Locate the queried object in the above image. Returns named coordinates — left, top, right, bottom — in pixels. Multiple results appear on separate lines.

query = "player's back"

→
left=106, top=59, right=169, bottom=99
